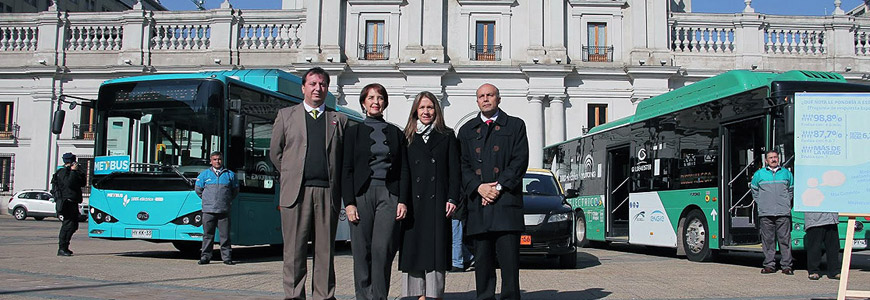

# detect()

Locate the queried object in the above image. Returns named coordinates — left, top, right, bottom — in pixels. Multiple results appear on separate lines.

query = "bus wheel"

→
left=172, top=241, right=201, bottom=257
left=682, top=210, right=713, bottom=262
left=575, top=211, right=589, bottom=247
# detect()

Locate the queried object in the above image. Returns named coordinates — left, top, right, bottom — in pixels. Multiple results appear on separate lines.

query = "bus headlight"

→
left=90, top=207, right=118, bottom=224
left=548, top=212, right=571, bottom=223
left=171, top=211, right=203, bottom=227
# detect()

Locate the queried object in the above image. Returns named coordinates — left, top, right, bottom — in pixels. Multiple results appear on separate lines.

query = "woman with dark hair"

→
left=342, top=83, right=409, bottom=300
left=398, top=91, right=461, bottom=300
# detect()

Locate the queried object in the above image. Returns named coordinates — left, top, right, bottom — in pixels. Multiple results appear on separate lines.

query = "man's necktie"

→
left=485, top=120, right=493, bottom=125
left=310, top=110, right=319, bottom=119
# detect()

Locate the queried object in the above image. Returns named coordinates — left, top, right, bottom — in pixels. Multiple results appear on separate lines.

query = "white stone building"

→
left=0, top=0, right=868, bottom=200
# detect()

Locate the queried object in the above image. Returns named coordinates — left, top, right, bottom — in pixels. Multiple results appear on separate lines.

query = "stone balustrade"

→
left=669, top=12, right=869, bottom=72
left=0, top=6, right=869, bottom=73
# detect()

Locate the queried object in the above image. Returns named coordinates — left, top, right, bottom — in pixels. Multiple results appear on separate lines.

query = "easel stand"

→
left=837, top=213, right=870, bottom=300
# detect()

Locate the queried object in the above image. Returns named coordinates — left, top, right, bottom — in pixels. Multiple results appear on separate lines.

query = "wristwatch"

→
left=495, top=183, right=503, bottom=191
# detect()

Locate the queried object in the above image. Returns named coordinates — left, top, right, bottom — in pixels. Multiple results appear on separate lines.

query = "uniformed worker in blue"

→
left=195, top=151, right=239, bottom=265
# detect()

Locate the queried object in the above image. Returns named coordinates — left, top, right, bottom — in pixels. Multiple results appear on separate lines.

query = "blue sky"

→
left=160, top=0, right=867, bottom=15
left=694, top=0, right=866, bottom=16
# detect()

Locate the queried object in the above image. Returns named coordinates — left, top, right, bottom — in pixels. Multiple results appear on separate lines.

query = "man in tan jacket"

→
left=270, top=67, right=348, bottom=300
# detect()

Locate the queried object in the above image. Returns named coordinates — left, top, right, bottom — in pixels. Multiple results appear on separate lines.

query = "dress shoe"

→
left=761, top=267, right=776, bottom=274
left=829, top=274, right=841, bottom=280
left=782, top=268, right=794, bottom=275
left=223, top=260, right=235, bottom=265
left=449, top=266, right=465, bottom=272
left=57, top=249, right=72, bottom=256
left=198, top=258, right=210, bottom=265
left=808, top=273, right=821, bottom=280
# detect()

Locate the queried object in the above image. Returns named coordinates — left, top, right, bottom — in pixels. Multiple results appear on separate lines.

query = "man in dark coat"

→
left=52, top=152, right=86, bottom=256
left=458, top=83, right=529, bottom=300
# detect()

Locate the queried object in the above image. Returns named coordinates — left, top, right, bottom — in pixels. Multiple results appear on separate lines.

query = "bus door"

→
left=607, top=145, right=631, bottom=240
left=721, top=116, right=765, bottom=246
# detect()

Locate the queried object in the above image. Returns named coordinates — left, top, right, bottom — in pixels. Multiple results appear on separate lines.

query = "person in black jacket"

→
left=52, top=152, right=86, bottom=256
left=398, top=91, right=461, bottom=300
left=342, top=83, right=410, bottom=300
left=458, top=83, right=529, bottom=300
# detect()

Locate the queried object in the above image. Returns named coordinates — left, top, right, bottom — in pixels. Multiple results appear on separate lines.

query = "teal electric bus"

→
left=544, top=70, right=870, bottom=261
left=87, top=69, right=362, bottom=254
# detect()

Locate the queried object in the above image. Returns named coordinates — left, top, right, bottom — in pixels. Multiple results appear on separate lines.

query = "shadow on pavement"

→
left=0, top=270, right=270, bottom=296
left=441, top=288, right=611, bottom=300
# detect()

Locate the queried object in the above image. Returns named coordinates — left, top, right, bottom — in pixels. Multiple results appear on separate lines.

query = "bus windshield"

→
left=94, top=79, right=224, bottom=189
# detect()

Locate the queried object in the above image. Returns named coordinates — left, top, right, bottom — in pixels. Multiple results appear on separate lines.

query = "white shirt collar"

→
left=767, top=166, right=780, bottom=173
left=303, top=102, right=325, bottom=114
left=480, top=110, right=500, bottom=123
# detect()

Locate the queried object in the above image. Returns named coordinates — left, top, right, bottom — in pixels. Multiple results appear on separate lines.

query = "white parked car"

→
left=7, top=190, right=88, bottom=222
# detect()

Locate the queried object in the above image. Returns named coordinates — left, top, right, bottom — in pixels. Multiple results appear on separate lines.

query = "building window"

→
left=87, top=0, right=95, bottom=11
left=25, top=0, right=37, bottom=7
left=584, top=23, right=612, bottom=62
left=360, top=20, right=389, bottom=60
left=588, top=104, right=607, bottom=130
left=0, top=155, right=13, bottom=193
left=471, top=21, right=500, bottom=61
left=0, top=102, right=17, bottom=140
left=74, top=103, right=95, bottom=140
left=1, top=3, right=12, bottom=13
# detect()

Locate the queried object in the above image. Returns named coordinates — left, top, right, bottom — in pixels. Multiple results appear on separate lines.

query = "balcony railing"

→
left=582, top=46, right=613, bottom=62
left=358, top=43, right=390, bottom=60
left=73, top=123, right=94, bottom=140
left=469, top=44, right=501, bottom=61
left=0, top=123, right=19, bottom=140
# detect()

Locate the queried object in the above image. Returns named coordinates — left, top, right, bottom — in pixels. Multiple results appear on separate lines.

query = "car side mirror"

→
left=565, top=189, right=579, bottom=199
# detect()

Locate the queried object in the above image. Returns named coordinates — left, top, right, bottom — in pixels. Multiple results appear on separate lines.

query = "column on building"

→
left=547, top=95, right=566, bottom=145
left=401, top=0, right=423, bottom=60
left=527, top=0, right=545, bottom=60
left=544, top=0, right=567, bottom=62
left=422, top=0, right=445, bottom=61
left=526, top=95, right=544, bottom=168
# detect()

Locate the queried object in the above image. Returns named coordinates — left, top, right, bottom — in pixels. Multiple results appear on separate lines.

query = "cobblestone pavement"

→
left=1, top=214, right=869, bottom=299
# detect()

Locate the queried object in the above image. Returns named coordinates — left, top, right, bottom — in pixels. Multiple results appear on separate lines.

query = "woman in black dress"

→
left=398, top=91, right=461, bottom=300
left=342, top=83, right=409, bottom=300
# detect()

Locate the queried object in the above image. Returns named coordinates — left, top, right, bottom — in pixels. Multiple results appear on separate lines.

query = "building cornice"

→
left=347, top=0, right=404, bottom=5
left=452, top=65, right=523, bottom=76
left=456, top=0, right=515, bottom=6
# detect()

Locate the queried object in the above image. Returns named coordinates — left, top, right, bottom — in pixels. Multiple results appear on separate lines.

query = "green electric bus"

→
left=544, top=70, right=870, bottom=261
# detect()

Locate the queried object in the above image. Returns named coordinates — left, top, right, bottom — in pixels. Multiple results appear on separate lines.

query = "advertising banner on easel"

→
left=794, top=93, right=870, bottom=213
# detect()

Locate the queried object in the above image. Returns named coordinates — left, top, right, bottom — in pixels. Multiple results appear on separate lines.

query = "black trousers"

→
left=806, top=224, right=841, bottom=276
left=58, top=201, right=80, bottom=251
left=472, top=231, right=520, bottom=300
left=201, top=212, right=232, bottom=261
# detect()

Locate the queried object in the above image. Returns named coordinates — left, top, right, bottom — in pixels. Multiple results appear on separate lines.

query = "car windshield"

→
left=522, top=173, right=561, bottom=196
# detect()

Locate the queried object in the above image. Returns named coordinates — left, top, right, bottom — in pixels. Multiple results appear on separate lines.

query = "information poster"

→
left=795, top=93, right=870, bottom=213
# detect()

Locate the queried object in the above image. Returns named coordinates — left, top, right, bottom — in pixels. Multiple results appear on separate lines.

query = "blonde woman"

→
left=398, top=91, right=461, bottom=300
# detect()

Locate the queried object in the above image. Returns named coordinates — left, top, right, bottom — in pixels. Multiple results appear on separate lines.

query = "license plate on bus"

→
left=854, top=239, right=867, bottom=249
left=131, top=229, right=152, bottom=239
left=520, top=235, right=531, bottom=245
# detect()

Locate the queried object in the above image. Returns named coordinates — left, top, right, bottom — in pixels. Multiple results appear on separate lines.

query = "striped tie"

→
left=310, top=110, right=319, bottom=119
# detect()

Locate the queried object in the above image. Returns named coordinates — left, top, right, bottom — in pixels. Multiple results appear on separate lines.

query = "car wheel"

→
left=559, top=251, right=577, bottom=269
left=172, top=241, right=201, bottom=257
left=13, top=207, right=26, bottom=220
left=34, top=216, right=44, bottom=221
left=574, top=210, right=588, bottom=247
left=682, top=209, right=714, bottom=262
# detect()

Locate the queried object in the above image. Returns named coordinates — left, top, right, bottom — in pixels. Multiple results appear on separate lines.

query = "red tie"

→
left=485, top=120, right=493, bottom=125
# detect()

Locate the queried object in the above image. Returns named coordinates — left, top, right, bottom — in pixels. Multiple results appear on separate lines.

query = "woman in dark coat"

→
left=342, top=83, right=409, bottom=300
left=398, top=91, right=461, bottom=300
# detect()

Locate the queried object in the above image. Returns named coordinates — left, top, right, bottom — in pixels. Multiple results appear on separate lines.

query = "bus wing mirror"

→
left=565, top=189, right=579, bottom=199
left=231, top=114, right=246, bottom=138
left=785, top=103, right=794, bottom=134
left=51, top=110, right=65, bottom=134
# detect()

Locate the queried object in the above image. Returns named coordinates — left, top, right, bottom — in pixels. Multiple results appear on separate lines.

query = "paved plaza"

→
left=1, top=214, right=869, bottom=299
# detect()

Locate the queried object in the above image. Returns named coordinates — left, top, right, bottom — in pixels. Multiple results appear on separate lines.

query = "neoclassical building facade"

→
left=0, top=0, right=869, bottom=199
